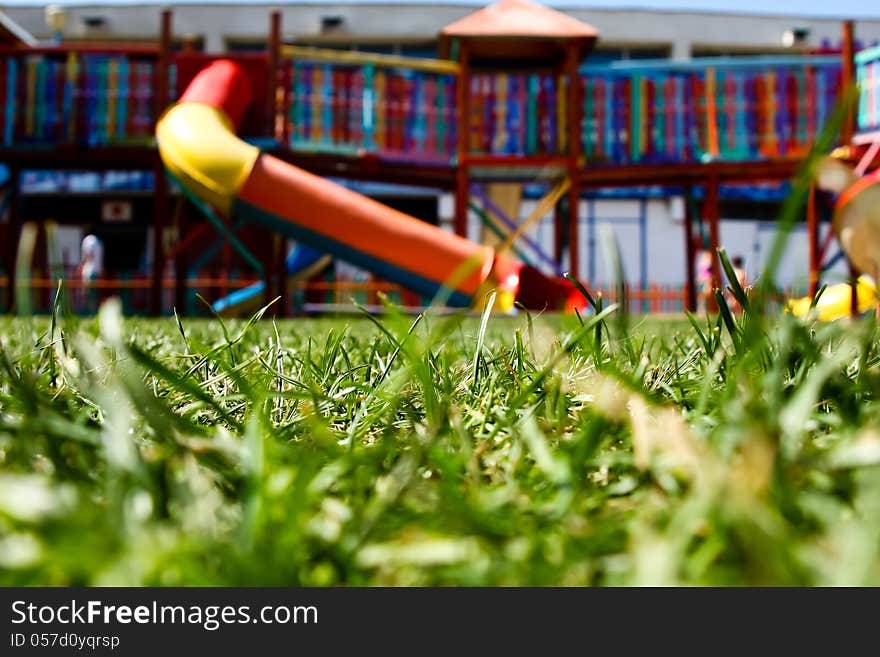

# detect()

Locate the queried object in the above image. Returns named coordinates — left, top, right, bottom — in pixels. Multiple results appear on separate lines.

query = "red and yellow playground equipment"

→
left=788, top=36, right=880, bottom=321
left=787, top=152, right=880, bottom=321
left=157, top=59, right=582, bottom=312
left=1, top=0, right=879, bottom=316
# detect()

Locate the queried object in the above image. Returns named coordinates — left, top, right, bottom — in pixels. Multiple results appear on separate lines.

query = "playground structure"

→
left=158, top=58, right=583, bottom=312
left=0, top=0, right=879, bottom=316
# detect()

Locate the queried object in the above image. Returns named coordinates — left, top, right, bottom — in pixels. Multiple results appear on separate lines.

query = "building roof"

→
left=440, top=0, right=598, bottom=61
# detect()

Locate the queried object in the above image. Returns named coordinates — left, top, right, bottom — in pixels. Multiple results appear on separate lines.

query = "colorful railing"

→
left=468, top=73, right=566, bottom=156
left=581, top=56, right=842, bottom=164
left=281, top=46, right=458, bottom=164
left=856, top=45, right=880, bottom=134
left=0, top=45, right=854, bottom=166
left=0, top=46, right=165, bottom=148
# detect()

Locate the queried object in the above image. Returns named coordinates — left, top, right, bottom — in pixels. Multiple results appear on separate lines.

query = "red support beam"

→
left=167, top=220, right=212, bottom=260
left=151, top=156, right=170, bottom=316
left=818, top=221, right=838, bottom=265
left=151, top=154, right=169, bottom=316
left=0, top=44, right=159, bottom=56
left=841, top=20, right=856, bottom=148
left=267, top=10, right=281, bottom=140
left=280, top=46, right=292, bottom=146
left=4, top=169, right=20, bottom=312
left=173, top=197, right=189, bottom=313
left=705, top=174, right=721, bottom=311
left=463, top=154, right=569, bottom=168
left=263, top=233, right=277, bottom=310
left=565, top=45, right=582, bottom=163
left=580, top=158, right=801, bottom=188
left=150, top=9, right=172, bottom=316
left=455, top=168, right=469, bottom=239
left=565, top=44, right=582, bottom=279
left=567, top=180, right=580, bottom=279
left=807, top=182, right=820, bottom=299
left=683, top=187, right=697, bottom=312
left=454, top=42, right=470, bottom=238
left=277, top=234, right=288, bottom=318
left=0, top=146, right=156, bottom=169
left=221, top=219, right=232, bottom=306
left=153, top=9, right=172, bottom=128
left=268, top=149, right=456, bottom=189
left=553, top=201, right=564, bottom=264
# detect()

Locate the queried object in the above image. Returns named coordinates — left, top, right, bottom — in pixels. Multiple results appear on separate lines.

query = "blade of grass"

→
left=472, top=290, right=496, bottom=388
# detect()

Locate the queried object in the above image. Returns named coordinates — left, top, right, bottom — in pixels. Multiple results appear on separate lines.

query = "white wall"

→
left=5, top=3, right=880, bottom=56
left=438, top=192, right=842, bottom=292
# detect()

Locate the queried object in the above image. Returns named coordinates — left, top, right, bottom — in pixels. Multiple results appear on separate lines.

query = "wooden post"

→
left=705, top=174, right=721, bottom=311
left=153, top=9, right=172, bottom=126
left=151, top=9, right=172, bottom=316
left=553, top=201, right=565, bottom=264
left=151, top=154, right=169, bottom=316
left=567, top=181, right=580, bottom=279
left=268, top=10, right=281, bottom=139
left=841, top=20, right=856, bottom=147
left=263, top=233, right=276, bottom=310
left=454, top=41, right=470, bottom=238
left=277, top=235, right=289, bottom=318
left=455, top=168, right=469, bottom=239
left=281, top=38, right=292, bottom=146
left=683, top=187, right=696, bottom=312
left=173, top=198, right=188, bottom=314
left=807, top=182, right=820, bottom=299
left=565, top=44, right=582, bottom=279
left=4, top=169, right=20, bottom=312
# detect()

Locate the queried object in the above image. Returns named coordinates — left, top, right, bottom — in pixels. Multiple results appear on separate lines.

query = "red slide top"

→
left=179, top=60, right=253, bottom=130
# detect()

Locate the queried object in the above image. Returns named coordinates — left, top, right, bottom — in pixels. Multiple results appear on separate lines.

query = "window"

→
left=225, top=38, right=266, bottom=53
left=587, top=45, right=671, bottom=65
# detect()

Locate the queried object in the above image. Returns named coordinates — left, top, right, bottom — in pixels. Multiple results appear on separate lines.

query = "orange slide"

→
left=156, top=60, right=582, bottom=312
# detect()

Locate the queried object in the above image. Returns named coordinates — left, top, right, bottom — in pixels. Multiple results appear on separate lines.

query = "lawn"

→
left=1, top=293, right=879, bottom=587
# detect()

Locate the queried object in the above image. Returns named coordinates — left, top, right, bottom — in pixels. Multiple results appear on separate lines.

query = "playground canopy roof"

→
left=440, top=0, right=598, bottom=63
left=0, top=11, right=37, bottom=46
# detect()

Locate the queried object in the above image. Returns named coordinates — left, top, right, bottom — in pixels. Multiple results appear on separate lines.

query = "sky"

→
left=1, top=0, right=879, bottom=19
left=0, top=0, right=880, bottom=19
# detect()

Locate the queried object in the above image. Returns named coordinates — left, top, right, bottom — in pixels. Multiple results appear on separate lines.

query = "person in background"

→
left=75, top=233, right=104, bottom=313
left=696, top=250, right=713, bottom=313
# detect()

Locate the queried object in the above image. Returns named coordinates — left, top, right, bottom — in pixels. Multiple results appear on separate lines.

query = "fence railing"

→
left=857, top=45, right=880, bottom=134
left=0, top=45, right=164, bottom=148
left=587, top=284, right=689, bottom=315
left=2, top=274, right=700, bottom=316
left=278, top=51, right=845, bottom=164
left=0, top=45, right=861, bottom=164
left=0, top=274, right=420, bottom=316
left=281, top=46, right=458, bottom=164
left=1, top=274, right=827, bottom=317
left=581, top=56, right=842, bottom=164
left=468, top=72, right=566, bottom=157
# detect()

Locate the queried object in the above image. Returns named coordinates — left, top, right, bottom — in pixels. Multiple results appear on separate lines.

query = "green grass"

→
left=1, top=294, right=880, bottom=586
